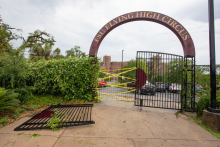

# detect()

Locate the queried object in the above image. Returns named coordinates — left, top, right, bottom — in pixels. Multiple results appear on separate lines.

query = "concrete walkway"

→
left=0, top=100, right=219, bottom=147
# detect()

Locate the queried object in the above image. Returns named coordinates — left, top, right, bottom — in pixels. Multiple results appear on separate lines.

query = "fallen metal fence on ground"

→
left=14, top=104, right=95, bottom=131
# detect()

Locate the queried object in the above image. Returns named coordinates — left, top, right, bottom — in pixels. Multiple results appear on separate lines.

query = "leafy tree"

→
left=0, top=46, right=28, bottom=89
left=26, top=30, right=55, bottom=61
left=167, top=59, right=182, bottom=84
left=98, top=70, right=108, bottom=79
left=29, top=41, right=54, bottom=61
left=0, top=23, right=29, bottom=91
left=52, top=47, right=61, bottom=60
left=65, top=46, right=87, bottom=58
left=0, top=23, right=25, bottom=55
left=26, top=30, right=55, bottom=50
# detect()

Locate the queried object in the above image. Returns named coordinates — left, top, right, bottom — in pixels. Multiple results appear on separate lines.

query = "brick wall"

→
left=100, top=55, right=127, bottom=73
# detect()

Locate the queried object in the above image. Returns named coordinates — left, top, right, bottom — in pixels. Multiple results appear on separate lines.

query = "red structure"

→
left=100, top=55, right=127, bottom=73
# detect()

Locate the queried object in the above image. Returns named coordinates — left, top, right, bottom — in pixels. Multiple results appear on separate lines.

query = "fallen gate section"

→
left=14, top=104, right=95, bottom=131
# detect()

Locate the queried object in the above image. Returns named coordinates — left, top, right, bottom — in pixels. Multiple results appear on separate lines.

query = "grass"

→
left=188, top=117, right=220, bottom=140
left=27, top=94, right=66, bottom=106
left=0, top=116, right=9, bottom=126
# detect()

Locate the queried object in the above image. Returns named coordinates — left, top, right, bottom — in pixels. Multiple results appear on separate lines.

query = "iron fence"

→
left=14, top=104, right=95, bottom=131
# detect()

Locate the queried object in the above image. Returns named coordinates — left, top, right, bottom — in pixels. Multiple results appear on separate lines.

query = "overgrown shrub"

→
left=196, top=90, right=211, bottom=116
left=0, top=116, right=9, bottom=125
left=0, top=51, right=28, bottom=89
left=0, top=87, right=20, bottom=111
left=194, top=65, right=220, bottom=116
left=0, top=56, right=100, bottom=102
left=15, top=86, right=34, bottom=103
left=196, top=88, right=220, bottom=116
left=27, top=105, right=39, bottom=111
left=12, top=111, right=20, bottom=119
left=27, top=57, right=99, bottom=101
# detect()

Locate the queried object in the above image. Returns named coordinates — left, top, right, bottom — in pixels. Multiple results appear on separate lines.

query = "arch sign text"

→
left=89, top=11, right=195, bottom=57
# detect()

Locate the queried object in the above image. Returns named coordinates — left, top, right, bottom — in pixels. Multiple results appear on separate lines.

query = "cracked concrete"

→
left=0, top=99, right=220, bottom=147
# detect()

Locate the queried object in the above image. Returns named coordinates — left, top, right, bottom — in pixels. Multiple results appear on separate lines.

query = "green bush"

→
left=12, top=111, right=20, bottom=119
left=196, top=89, right=220, bottom=116
left=27, top=57, right=99, bottom=101
left=0, top=87, right=20, bottom=111
left=0, top=57, right=100, bottom=103
left=20, top=105, right=27, bottom=109
left=0, top=116, right=9, bottom=125
left=27, top=105, right=39, bottom=111
left=196, top=91, right=211, bottom=116
left=0, top=51, right=28, bottom=89
left=15, top=86, right=34, bottom=103
left=16, top=108, right=23, bottom=113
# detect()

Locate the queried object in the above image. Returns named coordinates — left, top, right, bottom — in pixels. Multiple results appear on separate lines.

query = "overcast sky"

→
left=1, top=0, right=220, bottom=65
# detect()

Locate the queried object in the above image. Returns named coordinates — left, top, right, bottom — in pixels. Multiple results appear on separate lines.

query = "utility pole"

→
left=208, top=0, right=217, bottom=109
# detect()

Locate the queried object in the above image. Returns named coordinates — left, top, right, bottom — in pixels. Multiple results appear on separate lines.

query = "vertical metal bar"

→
left=135, top=52, right=137, bottom=106
left=179, top=56, right=181, bottom=109
left=181, top=56, right=183, bottom=110
left=148, top=52, right=151, bottom=107
left=159, top=53, right=161, bottom=108
left=185, top=57, right=188, bottom=111
left=162, top=53, right=164, bottom=107
left=90, top=105, right=92, bottom=121
left=156, top=52, right=158, bottom=108
left=190, top=58, right=193, bottom=110
left=176, top=55, right=178, bottom=109
left=143, top=51, right=146, bottom=106
left=152, top=52, right=154, bottom=107
left=165, top=54, right=168, bottom=108
left=169, top=55, right=171, bottom=109
left=193, top=57, right=196, bottom=111
left=152, top=53, right=157, bottom=107
left=141, top=52, right=143, bottom=104
left=146, top=52, right=149, bottom=106
left=170, top=55, right=172, bottom=109
left=208, top=0, right=217, bottom=109
left=150, top=53, right=152, bottom=107
left=173, top=56, right=178, bottom=109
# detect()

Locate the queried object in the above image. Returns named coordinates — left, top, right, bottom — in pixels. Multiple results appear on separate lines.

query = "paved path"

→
left=0, top=100, right=219, bottom=147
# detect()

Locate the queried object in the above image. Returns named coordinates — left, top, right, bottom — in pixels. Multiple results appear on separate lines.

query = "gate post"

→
left=183, top=56, right=195, bottom=112
left=140, top=99, right=143, bottom=110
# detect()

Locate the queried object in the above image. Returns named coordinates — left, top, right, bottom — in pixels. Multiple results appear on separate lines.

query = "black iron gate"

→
left=94, top=51, right=195, bottom=111
left=135, top=51, right=184, bottom=110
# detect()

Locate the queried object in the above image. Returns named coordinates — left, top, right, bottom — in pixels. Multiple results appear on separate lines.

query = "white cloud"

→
left=1, top=0, right=219, bottom=65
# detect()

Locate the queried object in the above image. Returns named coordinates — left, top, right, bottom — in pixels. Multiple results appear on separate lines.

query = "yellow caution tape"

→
left=94, top=67, right=139, bottom=102
left=98, top=67, right=137, bottom=81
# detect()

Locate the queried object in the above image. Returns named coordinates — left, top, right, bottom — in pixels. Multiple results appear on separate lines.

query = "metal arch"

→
left=89, top=11, right=195, bottom=58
